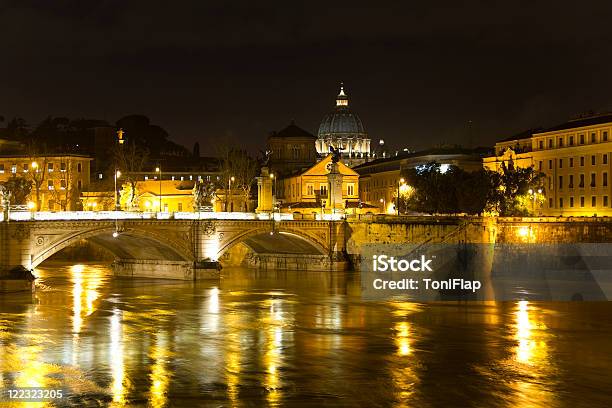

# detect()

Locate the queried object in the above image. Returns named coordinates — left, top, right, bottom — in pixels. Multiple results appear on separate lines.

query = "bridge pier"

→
left=112, top=259, right=220, bottom=280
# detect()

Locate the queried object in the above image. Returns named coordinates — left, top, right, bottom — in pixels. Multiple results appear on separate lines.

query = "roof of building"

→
left=536, top=112, right=612, bottom=134
left=318, top=85, right=367, bottom=138
left=497, top=128, right=543, bottom=143
left=352, top=146, right=488, bottom=171
left=269, top=121, right=316, bottom=139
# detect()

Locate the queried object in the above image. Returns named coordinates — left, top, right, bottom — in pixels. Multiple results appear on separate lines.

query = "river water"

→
left=1, top=263, right=612, bottom=407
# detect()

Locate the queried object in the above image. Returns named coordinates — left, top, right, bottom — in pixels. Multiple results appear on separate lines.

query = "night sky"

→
left=2, top=1, right=612, bottom=155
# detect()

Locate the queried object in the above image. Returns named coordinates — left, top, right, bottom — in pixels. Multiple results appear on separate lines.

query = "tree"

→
left=112, top=142, right=149, bottom=210
left=217, top=143, right=259, bottom=212
left=24, top=143, right=49, bottom=210
left=487, top=159, right=543, bottom=216
left=48, top=159, right=80, bottom=210
left=0, top=177, right=32, bottom=206
left=5, top=117, right=29, bottom=141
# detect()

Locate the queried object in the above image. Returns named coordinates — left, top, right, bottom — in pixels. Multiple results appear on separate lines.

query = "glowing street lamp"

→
left=114, top=169, right=121, bottom=210
left=380, top=197, right=385, bottom=213
left=156, top=166, right=162, bottom=212
left=227, top=176, right=235, bottom=212
left=397, top=177, right=405, bottom=216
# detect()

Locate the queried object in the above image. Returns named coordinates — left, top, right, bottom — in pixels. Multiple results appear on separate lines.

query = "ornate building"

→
left=267, top=121, right=318, bottom=177
left=316, top=85, right=371, bottom=167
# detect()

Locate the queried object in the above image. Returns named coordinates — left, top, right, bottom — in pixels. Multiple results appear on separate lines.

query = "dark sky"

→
left=2, top=1, right=612, bottom=155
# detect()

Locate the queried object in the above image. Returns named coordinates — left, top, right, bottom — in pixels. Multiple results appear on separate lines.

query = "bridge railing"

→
left=0, top=211, right=295, bottom=222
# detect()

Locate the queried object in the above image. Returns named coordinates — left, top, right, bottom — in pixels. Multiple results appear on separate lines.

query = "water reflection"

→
left=0, top=265, right=609, bottom=406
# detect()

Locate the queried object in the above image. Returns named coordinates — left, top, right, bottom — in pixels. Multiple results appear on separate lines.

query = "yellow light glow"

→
left=270, top=173, right=275, bottom=179
left=230, top=176, right=235, bottom=182
left=27, top=201, right=35, bottom=210
left=400, top=177, right=405, bottom=184
left=31, top=161, right=38, bottom=169
left=116, top=170, right=121, bottom=178
left=517, top=226, right=530, bottom=238
left=155, top=167, right=160, bottom=172
left=145, top=201, right=151, bottom=208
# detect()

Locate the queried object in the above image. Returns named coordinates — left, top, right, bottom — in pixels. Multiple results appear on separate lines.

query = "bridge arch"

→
left=31, top=226, right=194, bottom=269
left=217, top=227, right=328, bottom=259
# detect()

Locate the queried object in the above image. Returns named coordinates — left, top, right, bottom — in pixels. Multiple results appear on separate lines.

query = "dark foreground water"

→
left=1, top=263, right=612, bottom=407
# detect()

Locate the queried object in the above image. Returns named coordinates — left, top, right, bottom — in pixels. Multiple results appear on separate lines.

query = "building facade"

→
left=276, top=154, right=364, bottom=214
left=316, top=85, right=371, bottom=167
left=0, top=154, right=92, bottom=210
left=267, top=121, right=318, bottom=177
left=483, top=114, right=612, bottom=216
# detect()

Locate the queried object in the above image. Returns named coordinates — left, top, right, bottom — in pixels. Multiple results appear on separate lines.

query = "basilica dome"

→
left=316, top=85, right=371, bottom=166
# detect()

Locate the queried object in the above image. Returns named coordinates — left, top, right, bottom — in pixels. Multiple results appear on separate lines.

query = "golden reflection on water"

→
left=110, top=308, right=127, bottom=406
left=510, top=300, right=554, bottom=407
left=263, top=298, right=287, bottom=406
left=149, top=332, right=171, bottom=408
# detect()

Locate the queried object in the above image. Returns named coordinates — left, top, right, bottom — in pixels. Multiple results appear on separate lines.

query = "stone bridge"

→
left=0, top=218, right=347, bottom=280
left=4, top=213, right=612, bottom=283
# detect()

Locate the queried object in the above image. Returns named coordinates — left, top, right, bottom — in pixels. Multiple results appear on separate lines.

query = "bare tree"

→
left=217, top=142, right=258, bottom=211
left=111, top=142, right=148, bottom=210
left=25, top=143, right=49, bottom=210
left=48, top=158, right=80, bottom=210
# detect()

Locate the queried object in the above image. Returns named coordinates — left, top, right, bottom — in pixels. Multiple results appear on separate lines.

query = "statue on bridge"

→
left=193, top=180, right=217, bottom=212
left=329, top=145, right=342, bottom=163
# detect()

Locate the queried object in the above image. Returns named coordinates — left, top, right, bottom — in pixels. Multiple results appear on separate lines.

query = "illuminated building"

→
left=316, top=84, right=371, bottom=167
left=0, top=154, right=92, bottom=210
left=276, top=154, right=376, bottom=215
left=483, top=113, right=612, bottom=216
left=355, top=148, right=484, bottom=213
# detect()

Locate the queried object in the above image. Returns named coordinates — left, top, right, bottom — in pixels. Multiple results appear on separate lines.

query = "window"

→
left=580, top=134, right=585, bottom=144
left=538, top=161, right=543, bottom=171
left=320, top=184, right=328, bottom=198
left=77, top=180, right=82, bottom=190
left=569, top=158, right=574, bottom=167
left=592, top=196, right=597, bottom=207
left=558, top=137, right=564, bottom=147
left=580, top=156, right=585, bottom=166
left=11, top=164, right=17, bottom=174
left=0, top=164, right=3, bottom=173
left=539, top=140, right=544, bottom=149
left=292, top=145, right=300, bottom=160
left=548, top=139, right=553, bottom=148
left=77, top=163, right=82, bottom=173
left=558, top=175, right=563, bottom=189
left=605, top=154, right=609, bottom=164
left=604, top=172, right=608, bottom=187
left=569, top=175, right=574, bottom=188
left=570, top=197, right=574, bottom=207
left=48, top=163, right=54, bottom=172
left=569, top=135, right=575, bottom=145
left=559, top=159, right=563, bottom=168
left=178, top=203, right=183, bottom=211
left=591, top=133, right=597, bottom=143
left=549, top=198, right=553, bottom=208
left=60, top=162, right=66, bottom=172
left=144, top=176, right=149, bottom=180
left=347, top=184, right=355, bottom=196
left=307, top=184, right=314, bottom=196
left=548, top=160, right=553, bottom=170
left=559, top=198, right=564, bottom=208
left=580, top=196, right=585, bottom=207
left=98, top=173, right=103, bottom=179
left=23, top=163, right=29, bottom=172
left=592, top=155, right=596, bottom=165
left=48, top=180, right=54, bottom=190
left=579, top=174, right=585, bottom=188
left=60, top=180, right=66, bottom=190
left=604, top=131, right=609, bottom=142
left=605, top=196, right=609, bottom=207
left=591, top=173, right=596, bottom=187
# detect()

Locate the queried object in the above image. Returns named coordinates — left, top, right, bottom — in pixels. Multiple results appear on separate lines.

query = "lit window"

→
left=60, top=162, right=66, bottom=172
left=0, top=164, right=4, bottom=173
left=48, top=163, right=54, bottom=172
left=144, top=176, right=149, bottom=180
left=98, top=173, right=103, bottom=179
left=48, top=180, right=54, bottom=190
left=347, top=184, right=355, bottom=196
left=23, top=163, right=29, bottom=172
left=11, top=164, right=17, bottom=174
left=60, top=180, right=67, bottom=190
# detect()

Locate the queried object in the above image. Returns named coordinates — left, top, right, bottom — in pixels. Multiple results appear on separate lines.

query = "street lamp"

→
left=380, top=197, right=385, bottom=214
left=227, top=176, right=235, bottom=212
left=528, top=188, right=543, bottom=215
left=31, top=161, right=38, bottom=171
left=114, top=169, right=121, bottom=210
left=156, top=166, right=162, bottom=212
left=397, top=177, right=405, bottom=216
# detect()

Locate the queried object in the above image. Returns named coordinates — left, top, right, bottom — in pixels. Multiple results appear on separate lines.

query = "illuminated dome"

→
left=316, top=84, right=371, bottom=166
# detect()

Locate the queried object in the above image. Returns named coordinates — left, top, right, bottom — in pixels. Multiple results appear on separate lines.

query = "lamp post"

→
left=114, top=169, right=121, bottom=210
left=156, top=166, right=162, bottom=212
left=380, top=197, right=385, bottom=213
left=528, top=188, right=543, bottom=215
left=397, top=177, right=405, bottom=216
left=227, top=176, right=235, bottom=212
